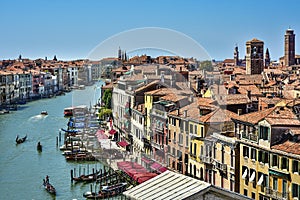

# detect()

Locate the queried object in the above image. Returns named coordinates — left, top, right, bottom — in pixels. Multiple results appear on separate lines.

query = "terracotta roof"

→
left=259, top=97, right=281, bottom=105
left=272, top=140, right=300, bottom=155
left=216, top=94, right=251, bottom=105
left=200, top=108, right=237, bottom=123
left=238, top=85, right=261, bottom=96
left=232, top=107, right=277, bottom=124
left=161, top=94, right=186, bottom=102
left=236, top=74, right=263, bottom=85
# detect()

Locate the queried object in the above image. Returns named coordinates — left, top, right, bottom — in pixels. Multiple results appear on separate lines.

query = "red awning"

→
left=109, top=129, right=117, bottom=135
left=158, top=166, right=168, bottom=173
left=141, top=157, right=152, bottom=164
left=117, top=140, right=129, bottom=147
left=150, top=163, right=162, bottom=171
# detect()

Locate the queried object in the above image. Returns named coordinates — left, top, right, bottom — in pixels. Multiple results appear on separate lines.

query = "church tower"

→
left=246, top=38, right=264, bottom=75
left=118, top=47, right=122, bottom=60
left=284, top=28, right=295, bottom=66
left=265, top=48, right=270, bottom=67
left=234, top=45, right=239, bottom=66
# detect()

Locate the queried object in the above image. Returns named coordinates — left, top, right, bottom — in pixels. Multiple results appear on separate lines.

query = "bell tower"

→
left=284, top=28, right=295, bottom=66
left=246, top=38, right=264, bottom=75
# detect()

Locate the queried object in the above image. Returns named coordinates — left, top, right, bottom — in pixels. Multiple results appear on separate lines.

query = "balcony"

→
left=200, top=155, right=213, bottom=164
left=265, top=187, right=288, bottom=200
left=151, top=141, right=164, bottom=150
left=242, top=133, right=258, bottom=143
left=214, top=160, right=227, bottom=173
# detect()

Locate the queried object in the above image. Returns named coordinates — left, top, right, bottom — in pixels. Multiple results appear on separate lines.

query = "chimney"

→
left=177, top=109, right=180, bottom=116
left=156, top=65, right=159, bottom=76
left=237, top=109, right=242, bottom=116
left=184, top=110, right=187, bottom=118
left=247, top=90, right=251, bottom=99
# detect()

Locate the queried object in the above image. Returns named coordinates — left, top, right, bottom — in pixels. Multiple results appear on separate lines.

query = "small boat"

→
left=102, top=182, right=127, bottom=193
left=37, top=142, right=42, bottom=152
left=64, top=107, right=74, bottom=117
left=41, top=111, right=48, bottom=115
left=16, top=134, right=27, bottom=144
left=72, top=170, right=100, bottom=182
left=43, top=182, right=56, bottom=195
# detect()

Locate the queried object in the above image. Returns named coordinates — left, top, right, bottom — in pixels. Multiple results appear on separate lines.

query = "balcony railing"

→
left=214, top=160, right=227, bottom=172
left=151, top=141, right=164, bottom=150
left=200, top=155, right=213, bottom=164
left=242, top=133, right=258, bottom=143
left=265, top=187, right=288, bottom=200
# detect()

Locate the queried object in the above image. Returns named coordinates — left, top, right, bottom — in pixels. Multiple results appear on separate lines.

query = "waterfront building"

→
left=246, top=38, right=264, bottom=75
left=232, top=105, right=300, bottom=200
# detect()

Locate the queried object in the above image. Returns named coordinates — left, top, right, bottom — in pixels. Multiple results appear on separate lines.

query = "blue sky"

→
left=1, top=0, right=299, bottom=61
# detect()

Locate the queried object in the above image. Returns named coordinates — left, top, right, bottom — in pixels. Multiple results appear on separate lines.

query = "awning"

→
left=141, top=157, right=152, bottom=164
left=257, top=174, right=264, bottom=186
left=109, top=129, right=117, bottom=135
left=117, top=140, right=129, bottom=147
left=150, top=163, right=162, bottom=171
left=242, top=168, right=248, bottom=179
left=158, top=166, right=168, bottom=173
left=249, top=171, right=256, bottom=182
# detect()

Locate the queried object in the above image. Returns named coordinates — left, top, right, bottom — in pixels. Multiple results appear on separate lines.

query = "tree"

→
left=98, top=108, right=112, bottom=120
left=102, top=89, right=112, bottom=109
left=199, top=60, right=213, bottom=72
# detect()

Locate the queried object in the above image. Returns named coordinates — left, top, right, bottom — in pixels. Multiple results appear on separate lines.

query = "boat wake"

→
left=28, top=115, right=48, bottom=122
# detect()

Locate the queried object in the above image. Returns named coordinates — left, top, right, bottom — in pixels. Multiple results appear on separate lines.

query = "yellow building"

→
left=233, top=106, right=300, bottom=200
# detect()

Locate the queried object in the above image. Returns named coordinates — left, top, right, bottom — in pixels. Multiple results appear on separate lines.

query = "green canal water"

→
left=0, top=82, right=125, bottom=200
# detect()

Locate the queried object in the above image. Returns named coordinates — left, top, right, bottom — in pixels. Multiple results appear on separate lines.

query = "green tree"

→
left=102, top=89, right=112, bottom=109
left=199, top=60, right=213, bottom=71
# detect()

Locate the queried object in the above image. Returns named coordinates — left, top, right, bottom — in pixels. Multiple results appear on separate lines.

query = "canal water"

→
left=0, top=82, right=122, bottom=200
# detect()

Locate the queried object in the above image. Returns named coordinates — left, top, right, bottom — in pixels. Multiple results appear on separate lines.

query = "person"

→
left=46, top=175, right=49, bottom=184
left=43, top=179, right=46, bottom=185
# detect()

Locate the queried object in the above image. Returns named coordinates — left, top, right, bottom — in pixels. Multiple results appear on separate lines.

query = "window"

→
left=244, top=189, right=248, bottom=196
left=292, top=183, right=299, bottom=198
left=193, top=143, right=197, bottom=156
left=189, top=124, right=193, bottom=134
left=259, top=126, right=269, bottom=140
left=185, top=135, right=189, bottom=147
left=231, top=149, right=234, bottom=167
left=243, top=146, right=249, bottom=158
left=282, top=180, right=287, bottom=197
left=281, top=157, right=289, bottom=170
left=194, top=125, right=197, bottom=134
left=293, top=160, right=299, bottom=173
left=272, top=154, right=278, bottom=167
left=201, top=127, right=204, bottom=137
left=252, top=192, right=255, bottom=200
left=251, top=148, right=256, bottom=160
left=179, top=134, right=183, bottom=145
left=273, top=177, right=278, bottom=190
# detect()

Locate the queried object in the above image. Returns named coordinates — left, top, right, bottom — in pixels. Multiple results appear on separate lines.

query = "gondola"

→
left=83, top=182, right=127, bottom=199
left=43, top=178, right=56, bottom=195
left=16, top=134, right=27, bottom=144
left=72, top=170, right=100, bottom=182
left=37, top=142, right=42, bottom=152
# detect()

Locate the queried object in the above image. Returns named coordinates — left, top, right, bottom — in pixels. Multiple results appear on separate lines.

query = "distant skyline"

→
left=1, top=0, right=300, bottom=61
